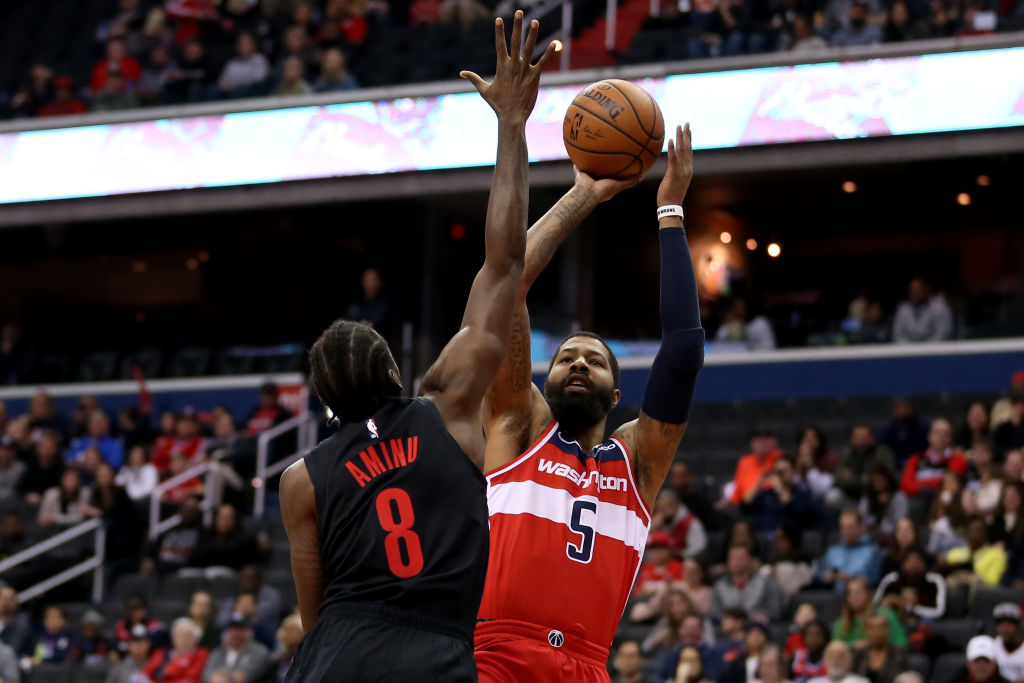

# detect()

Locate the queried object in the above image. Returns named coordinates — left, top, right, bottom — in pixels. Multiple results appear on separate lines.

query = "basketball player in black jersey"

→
left=279, top=12, right=557, bottom=683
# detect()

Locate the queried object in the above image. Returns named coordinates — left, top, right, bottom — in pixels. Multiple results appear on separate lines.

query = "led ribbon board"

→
left=1, top=46, right=1022, bottom=204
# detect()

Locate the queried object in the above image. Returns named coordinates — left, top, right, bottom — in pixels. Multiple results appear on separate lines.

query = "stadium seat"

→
left=162, top=574, right=206, bottom=603
left=77, top=661, right=112, bottom=683
left=111, top=573, right=158, bottom=602
left=167, top=347, right=213, bottom=377
left=931, top=651, right=967, bottom=683
left=906, top=652, right=931, bottom=679
left=206, top=574, right=240, bottom=601
left=790, top=590, right=843, bottom=624
left=77, top=351, right=120, bottom=382
left=152, top=599, right=187, bottom=626
left=27, top=661, right=73, bottom=683
left=969, top=587, right=1024, bottom=619
left=929, top=618, right=982, bottom=650
left=945, top=583, right=969, bottom=619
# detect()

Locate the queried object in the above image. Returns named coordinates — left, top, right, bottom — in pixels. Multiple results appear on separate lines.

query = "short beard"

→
left=544, top=379, right=614, bottom=435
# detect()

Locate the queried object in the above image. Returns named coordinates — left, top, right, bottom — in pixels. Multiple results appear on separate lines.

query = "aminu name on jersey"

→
left=345, top=436, right=419, bottom=488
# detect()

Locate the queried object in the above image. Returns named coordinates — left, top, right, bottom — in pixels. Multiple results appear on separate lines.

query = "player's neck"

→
left=560, top=420, right=608, bottom=453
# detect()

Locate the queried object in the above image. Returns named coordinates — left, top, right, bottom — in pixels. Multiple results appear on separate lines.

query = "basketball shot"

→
left=278, top=11, right=556, bottom=682
left=475, top=124, right=703, bottom=682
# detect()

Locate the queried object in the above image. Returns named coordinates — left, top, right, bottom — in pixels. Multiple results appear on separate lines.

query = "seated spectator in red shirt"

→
left=153, top=414, right=206, bottom=471
left=651, top=489, right=707, bottom=558
left=784, top=603, right=819, bottom=656
left=142, top=617, right=208, bottom=683
left=246, top=383, right=287, bottom=436
left=634, top=531, right=683, bottom=596
left=91, top=38, right=142, bottom=93
left=114, top=594, right=167, bottom=654
left=791, top=618, right=829, bottom=683
left=901, top=418, right=967, bottom=496
left=163, top=453, right=205, bottom=503
left=320, top=0, right=367, bottom=47
left=726, top=429, right=784, bottom=505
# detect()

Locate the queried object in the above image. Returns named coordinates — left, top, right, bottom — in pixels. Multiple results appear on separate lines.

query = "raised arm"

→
left=482, top=170, right=641, bottom=463
left=419, top=12, right=556, bottom=469
left=614, top=124, right=705, bottom=509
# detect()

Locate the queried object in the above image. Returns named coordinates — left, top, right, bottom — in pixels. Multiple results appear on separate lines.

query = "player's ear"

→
left=611, top=389, right=621, bottom=410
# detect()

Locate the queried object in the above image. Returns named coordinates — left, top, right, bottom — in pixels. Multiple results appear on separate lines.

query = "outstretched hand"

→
left=657, top=123, right=694, bottom=207
left=460, top=10, right=559, bottom=125
left=573, top=166, right=643, bottom=204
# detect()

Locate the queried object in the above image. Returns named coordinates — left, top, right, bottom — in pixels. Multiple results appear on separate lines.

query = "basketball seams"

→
left=564, top=137, right=641, bottom=178
left=603, top=80, right=651, bottom=139
left=566, top=102, right=652, bottom=154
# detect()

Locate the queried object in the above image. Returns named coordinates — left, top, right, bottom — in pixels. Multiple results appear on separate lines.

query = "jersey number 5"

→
left=566, top=499, right=597, bottom=564
left=375, top=488, right=424, bottom=579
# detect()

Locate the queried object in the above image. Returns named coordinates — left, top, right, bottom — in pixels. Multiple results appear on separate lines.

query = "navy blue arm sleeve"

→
left=641, top=227, right=705, bottom=424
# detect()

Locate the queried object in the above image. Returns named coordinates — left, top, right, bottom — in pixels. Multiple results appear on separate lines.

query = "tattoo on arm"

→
left=523, top=187, right=596, bottom=288
left=634, top=413, right=687, bottom=495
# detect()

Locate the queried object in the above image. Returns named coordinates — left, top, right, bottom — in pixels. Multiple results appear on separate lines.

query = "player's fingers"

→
left=523, top=19, right=539, bottom=64
left=533, top=39, right=558, bottom=70
left=666, top=138, right=676, bottom=167
left=494, top=17, right=508, bottom=60
left=459, top=71, right=487, bottom=92
left=682, top=122, right=691, bottom=152
left=510, top=10, right=524, bottom=60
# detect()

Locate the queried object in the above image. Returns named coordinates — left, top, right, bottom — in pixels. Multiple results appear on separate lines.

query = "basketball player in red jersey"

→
left=475, top=124, right=704, bottom=682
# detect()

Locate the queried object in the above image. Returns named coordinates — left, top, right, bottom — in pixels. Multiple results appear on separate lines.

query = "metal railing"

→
left=147, top=461, right=218, bottom=540
left=253, top=411, right=318, bottom=517
left=527, top=0, right=574, bottom=71
left=0, top=519, right=106, bottom=603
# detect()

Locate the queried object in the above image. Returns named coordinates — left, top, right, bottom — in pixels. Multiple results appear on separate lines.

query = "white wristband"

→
left=657, top=205, right=684, bottom=221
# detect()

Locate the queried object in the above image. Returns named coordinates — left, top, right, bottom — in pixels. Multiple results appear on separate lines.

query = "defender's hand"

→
left=657, top=123, right=694, bottom=207
left=573, top=166, right=642, bottom=204
left=460, top=10, right=558, bottom=125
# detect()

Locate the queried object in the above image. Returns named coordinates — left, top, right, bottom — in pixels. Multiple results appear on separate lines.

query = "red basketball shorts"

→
left=474, top=619, right=611, bottom=683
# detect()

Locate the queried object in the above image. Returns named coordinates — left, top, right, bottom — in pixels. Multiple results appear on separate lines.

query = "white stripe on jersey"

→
left=488, top=479, right=651, bottom=554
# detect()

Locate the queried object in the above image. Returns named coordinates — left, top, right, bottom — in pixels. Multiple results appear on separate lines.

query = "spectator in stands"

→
left=217, top=566, right=282, bottom=633
left=164, top=39, right=216, bottom=104
left=667, top=462, right=714, bottom=525
left=711, top=544, right=782, bottom=621
left=73, top=396, right=101, bottom=439
left=275, top=55, right=312, bottom=96
left=668, top=645, right=712, bottom=683
left=874, top=548, right=946, bottom=627
left=138, top=45, right=176, bottom=105
left=834, top=577, right=908, bottom=648
left=142, top=617, right=209, bottom=683
left=107, top=623, right=153, bottom=683
left=0, top=510, right=29, bottom=569
left=92, top=38, right=143, bottom=94
left=193, top=503, right=265, bottom=571
left=187, top=591, right=221, bottom=651
left=612, top=639, right=651, bottom=683
left=97, top=0, right=144, bottom=45
left=206, top=414, right=239, bottom=461
left=892, top=675, right=922, bottom=683
left=859, top=464, right=909, bottom=536
left=892, top=277, right=953, bottom=343
left=162, top=453, right=205, bottom=504
left=993, top=603, right=1024, bottom=681
left=313, top=48, right=358, bottom=92
left=957, top=402, right=991, bottom=450
left=755, top=644, right=792, bottom=683
left=218, top=31, right=270, bottom=98
left=926, top=471, right=968, bottom=557
left=346, top=267, right=397, bottom=340
left=723, top=621, right=770, bottom=683
left=967, top=439, right=1003, bottom=516
left=115, top=594, right=167, bottom=654
left=658, top=616, right=712, bottom=682
left=792, top=619, right=829, bottom=683
left=37, top=76, right=88, bottom=118
left=941, top=516, right=1007, bottom=588
left=1005, top=450, right=1024, bottom=484
left=271, top=614, right=302, bottom=681
left=0, top=639, right=17, bottom=683
left=74, top=609, right=115, bottom=664
left=831, top=2, right=883, bottom=45
left=850, top=614, right=907, bottom=683
left=714, top=298, right=776, bottom=350
left=219, top=593, right=275, bottom=650
left=993, top=392, right=1024, bottom=456
left=141, top=496, right=203, bottom=575
left=638, top=589, right=693, bottom=655
left=993, top=372, right=1024, bottom=427
left=202, top=612, right=270, bottom=683
left=819, top=509, right=882, bottom=591
left=808, top=641, right=870, bottom=683
left=0, top=438, right=25, bottom=501
left=155, top=413, right=207, bottom=472
left=714, top=520, right=763, bottom=569
left=795, top=437, right=836, bottom=505
left=786, top=603, right=819, bottom=656
left=992, top=483, right=1024, bottom=565
left=900, top=418, right=967, bottom=498
left=836, top=425, right=897, bottom=502
left=86, top=462, right=141, bottom=565
left=743, top=454, right=816, bottom=531
left=767, top=523, right=813, bottom=602
left=652, top=489, right=707, bottom=557
left=880, top=400, right=930, bottom=467
left=26, top=392, right=68, bottom=444
left=38, top=469, right=91, bottom=527
left=8, top=65, right=55, bottom=119
left=116, top=445, right=159, bottom=501
left=957, top=635, right=1012, bottom=683
left=680, top=559, right=712, bottom=617
left=246, top=383, right=287, bottom=437
left=636, top=532, right=684, bottom=596
left=0, top=587, right=32, bottom=656
left=31, top=605, right=77, bottom=664
left=726, top=429, right=784, bottom=506
left=278, top=25, right=317, bottom=78
left=69, top=410, right=125, bottom=470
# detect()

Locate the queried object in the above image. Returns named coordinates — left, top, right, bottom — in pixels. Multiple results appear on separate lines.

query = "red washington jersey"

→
left=478, top=421, right=652, bottom=649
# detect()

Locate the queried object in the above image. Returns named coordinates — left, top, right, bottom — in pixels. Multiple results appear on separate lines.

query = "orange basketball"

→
left=562, top=79, right=665, bottom=179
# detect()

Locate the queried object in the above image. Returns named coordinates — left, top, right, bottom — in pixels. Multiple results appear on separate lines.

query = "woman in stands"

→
left=673, top=645, right=712, bottom=683
left=37, top=469, right=90, bottom=527
left=859, top=464, right=910, bottom=537
left=638, top=589, right=696, bottom=656
left=679, top=558, right=712, bottom=616
left=140, top=617, right=209, bottom=683
left=956, top=401, right=991, bottom=450
left=790, top=619, right=829, bottom=683
left=882, top=518, right=920, bottom=576
left=754, top=644, right=794, bottom=683
left=833, top=578, right=907, bottom=648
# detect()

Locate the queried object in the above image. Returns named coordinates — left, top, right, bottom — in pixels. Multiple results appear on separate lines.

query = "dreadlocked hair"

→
left=308, top=319, right=403, bottom=424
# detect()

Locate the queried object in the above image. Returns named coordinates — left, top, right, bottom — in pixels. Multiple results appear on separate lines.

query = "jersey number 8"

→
left=566, top=499, right=597, bottom=564
left=375, top=488, right=425, bottom=579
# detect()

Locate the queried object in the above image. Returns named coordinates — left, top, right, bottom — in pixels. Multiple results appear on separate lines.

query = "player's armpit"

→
left=615, top=414, right=688, bottom=510
left=280, top=460, right=324, bottom=634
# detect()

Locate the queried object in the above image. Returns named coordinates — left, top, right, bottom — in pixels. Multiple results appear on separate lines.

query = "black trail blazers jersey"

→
left=302, top=397, right=489, bottom=630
